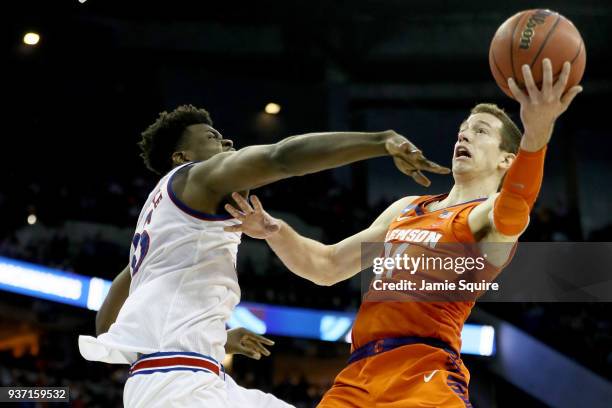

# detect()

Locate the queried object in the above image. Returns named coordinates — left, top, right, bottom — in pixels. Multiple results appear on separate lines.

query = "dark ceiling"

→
left=6, top=0, right=611, bottom=83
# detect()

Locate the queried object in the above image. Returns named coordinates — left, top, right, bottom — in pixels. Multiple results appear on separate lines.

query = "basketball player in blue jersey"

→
left=79, top=104, right=450, bottom=407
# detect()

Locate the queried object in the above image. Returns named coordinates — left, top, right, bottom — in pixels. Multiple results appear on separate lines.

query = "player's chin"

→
left=452, top=157, right=471, bottom=170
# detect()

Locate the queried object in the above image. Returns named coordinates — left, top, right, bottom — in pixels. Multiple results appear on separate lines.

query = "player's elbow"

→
left=310, top=248, right=340, bottom=286
left=299, top=262, right=337, bottom=286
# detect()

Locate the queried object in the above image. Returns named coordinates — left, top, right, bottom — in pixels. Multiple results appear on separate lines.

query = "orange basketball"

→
left=489, top=9, right=586, bottom=99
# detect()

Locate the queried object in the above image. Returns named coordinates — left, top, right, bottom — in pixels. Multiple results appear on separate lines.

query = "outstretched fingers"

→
left=521, top=64, right=539, bottom=101
left=393, top=156, right=417, bottom=176
left=223, top=224, right=243, bottom=232
left=248, top=332, right=275, bottom=346
left=553, top=61, right=572, bottom=97
left=397, top=143, right=450, bottom=174
left=231, top=192, right=254, bottom=214
left=560, top=85, right=583, bottom=109
left=508, top=78, right=528, bottom=104
left=542, top=58, right=554, bottom=98
left=249, top=195, right=264, bottom=213
left=394, top=156, right=433, bottom=187
left=415, top=155, right=451, bottom=174
left=412, top=170, right=431, bottom=187
left=242, top=337, right=271, bottom=357
left=224, top=203, right=245, bottom=220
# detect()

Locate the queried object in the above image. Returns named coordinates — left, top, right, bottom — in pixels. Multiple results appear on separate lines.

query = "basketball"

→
left=489, top=9, right=586, bottom=98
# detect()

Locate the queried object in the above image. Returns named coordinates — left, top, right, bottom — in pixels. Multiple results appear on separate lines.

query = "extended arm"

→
left=224, top=193, right=417, bottom=286
left=468, top=59, right=582, bottom=264
left=187, top=131, right=448, bottom=197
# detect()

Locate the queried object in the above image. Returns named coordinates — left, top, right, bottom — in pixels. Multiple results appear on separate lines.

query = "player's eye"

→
left=476, top=128, right=487, bottom=134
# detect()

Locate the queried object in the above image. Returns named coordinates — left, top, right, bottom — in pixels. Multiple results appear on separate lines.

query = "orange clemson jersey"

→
left=351, top=193, right=510, bottom=355
left=318, top=194, right=516, bottom=408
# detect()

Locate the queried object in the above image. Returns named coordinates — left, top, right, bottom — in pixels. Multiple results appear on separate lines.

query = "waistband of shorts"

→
left=129, top=351, right=225, bottom=379
left=348, top=336, right=457, bottom=365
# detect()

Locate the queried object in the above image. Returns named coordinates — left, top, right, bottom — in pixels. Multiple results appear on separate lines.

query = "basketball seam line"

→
left=549, top=41, right=582, bottom=79
left=509, top=14, right=525, bottom=82
left=570, top=40, right=584, bottom=64
left=529, top=13, right=562, bottom=68
left=491, top=51, right=510, bottom=89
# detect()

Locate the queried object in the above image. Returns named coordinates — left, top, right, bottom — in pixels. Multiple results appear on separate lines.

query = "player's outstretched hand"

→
left=384, top=131, right=451, bottom=187
left=224, top=192, right=280, bottom=239
left=225, top=327, right=274, bottom=360
left=507, top=58, right=583, bottom=151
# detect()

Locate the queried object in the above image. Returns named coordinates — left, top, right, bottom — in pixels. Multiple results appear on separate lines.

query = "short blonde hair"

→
left=471, top=103, right=522, bottom=154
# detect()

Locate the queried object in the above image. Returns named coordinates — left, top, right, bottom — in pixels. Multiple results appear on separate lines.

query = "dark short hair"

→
left=471, top=103, right=521, bottom=154
left=139, top=105, right=213, bottom=175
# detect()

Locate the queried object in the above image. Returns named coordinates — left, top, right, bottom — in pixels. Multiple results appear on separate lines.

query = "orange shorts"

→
left=318, top=344, right=471, bottom=408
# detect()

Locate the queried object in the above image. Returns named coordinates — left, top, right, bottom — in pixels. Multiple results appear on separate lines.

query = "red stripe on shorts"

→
left=130, top=357, right=219, bottom=375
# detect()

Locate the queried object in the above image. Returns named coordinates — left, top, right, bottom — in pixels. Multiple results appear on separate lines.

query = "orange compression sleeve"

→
left=493, top=146, right=547, bottom=236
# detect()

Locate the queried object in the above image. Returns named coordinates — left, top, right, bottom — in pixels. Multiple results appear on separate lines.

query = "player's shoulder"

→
left=395, top=195, right=422, bottom=209
left=188, top=151, right=235, bottom=175
left=387, top=195, right=423, bottom=214
left=372, top=195, right=422, bottom=228
left=179, top=151, right=237, bottom=192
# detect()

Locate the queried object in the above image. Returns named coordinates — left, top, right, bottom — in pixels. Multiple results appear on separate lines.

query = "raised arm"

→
left=186, top=131, right=449, bottom=198
left=224, top=193, right=418, bottom=286
left=468, top=59, right=582, bottom=265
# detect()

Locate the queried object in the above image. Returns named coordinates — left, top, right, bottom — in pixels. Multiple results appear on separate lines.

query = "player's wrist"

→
left=521, top=125, right=553, bottom=152
left=518, top=145, right=548, bottom=156
left=265, top=219, right=285, bottom=241
left=380, top=130, right=398, bottom=151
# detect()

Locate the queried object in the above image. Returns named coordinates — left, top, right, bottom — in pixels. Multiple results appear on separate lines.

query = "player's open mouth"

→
left=454, top=145, right=472, bottom=160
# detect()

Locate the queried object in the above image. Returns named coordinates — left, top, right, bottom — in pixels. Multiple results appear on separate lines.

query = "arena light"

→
left=23, top=32, right=40, bottom=46
left=479, top=325, right=496, bottom=356
left=0, top=256, right=86, bottom=307
left=87, top=277, right=112, bottom=311
left=227, top=306, right=267, bottom=334
left=264, top=103, right=281, bottom=115
left=27, top=214, right=37, bottom=225
left=320, top=316, right=353, bottom=341
left=461, top=324, right=496, bottom=356
left=0, top=256, right=495, bottom=356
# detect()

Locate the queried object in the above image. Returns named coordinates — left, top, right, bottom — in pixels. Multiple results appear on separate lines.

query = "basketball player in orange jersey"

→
left=223, top=59, right=582, bottom=407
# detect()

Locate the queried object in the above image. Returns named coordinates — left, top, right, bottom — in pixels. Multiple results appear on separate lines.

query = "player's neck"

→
left=442, top=175, right=499, bottom=207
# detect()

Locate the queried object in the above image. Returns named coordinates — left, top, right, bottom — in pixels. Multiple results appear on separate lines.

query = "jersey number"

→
left=131, top=231, right=150, bottom=276
left=131, top=209, right=153, bottom=276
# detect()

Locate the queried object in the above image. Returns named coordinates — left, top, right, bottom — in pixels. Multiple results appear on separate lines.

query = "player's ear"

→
left=171, top=151, right=189, bottom=166
left=499, top=152, right=515, bottom=171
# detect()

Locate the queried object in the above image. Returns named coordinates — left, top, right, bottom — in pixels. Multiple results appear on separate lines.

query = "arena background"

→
left=2, top=1, right=612, bottom=406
